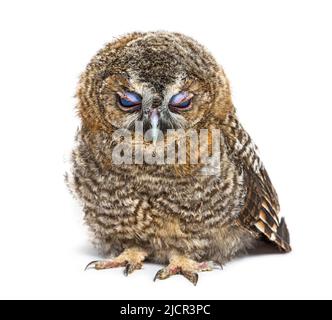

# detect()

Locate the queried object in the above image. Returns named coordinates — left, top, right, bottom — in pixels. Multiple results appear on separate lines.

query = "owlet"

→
left=67, top=32, right=291, bottom=285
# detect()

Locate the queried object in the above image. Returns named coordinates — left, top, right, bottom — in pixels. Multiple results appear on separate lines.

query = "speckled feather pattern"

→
left=67, top=32, right=291, bottom=268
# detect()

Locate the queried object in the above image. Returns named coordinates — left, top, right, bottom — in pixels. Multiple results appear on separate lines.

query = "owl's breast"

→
left=79, top=162, right=244, bottom=245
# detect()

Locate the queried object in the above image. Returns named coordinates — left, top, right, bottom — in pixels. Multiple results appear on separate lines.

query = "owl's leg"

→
left=85, top=247, right=148, bottom=276
left=153, top=254, right=219, bottom=286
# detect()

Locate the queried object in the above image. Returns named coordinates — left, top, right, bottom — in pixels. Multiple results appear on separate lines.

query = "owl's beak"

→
left=149, top=109, right=159, bottom=146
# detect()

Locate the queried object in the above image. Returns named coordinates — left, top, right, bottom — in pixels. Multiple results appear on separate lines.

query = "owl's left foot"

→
left=85, top=247, right=148, bottom=276
left=154, top=255, right=219, bottom=286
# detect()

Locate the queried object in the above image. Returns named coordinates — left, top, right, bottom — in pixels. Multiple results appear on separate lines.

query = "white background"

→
left=0, top=0, right=331, bottom=300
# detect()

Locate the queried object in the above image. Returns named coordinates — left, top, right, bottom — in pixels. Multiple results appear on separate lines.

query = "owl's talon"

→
left=123, top=264, right=130, bottom=276
left=153, top=268, right=174, bottom=281
left=84, top=260, right=98, bottom=271
left=84, top=259, right=126, bottom=271
left=181, top=271, right=199, bottom=286
left=123, top=262, right=142, bottom=276
left=153, top=269, right=164, bottom=282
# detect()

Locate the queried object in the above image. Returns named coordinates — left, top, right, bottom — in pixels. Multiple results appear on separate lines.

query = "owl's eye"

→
left=117, top=91, right=142, bottom=110
left=169, top=92, right=193, bottom=110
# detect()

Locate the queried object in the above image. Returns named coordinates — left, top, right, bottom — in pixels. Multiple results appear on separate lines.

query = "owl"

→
left=68, top=31, right=291, bottom=285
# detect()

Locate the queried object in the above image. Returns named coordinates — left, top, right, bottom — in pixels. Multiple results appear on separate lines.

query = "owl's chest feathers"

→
left=75, top=153, right=245, bottom=246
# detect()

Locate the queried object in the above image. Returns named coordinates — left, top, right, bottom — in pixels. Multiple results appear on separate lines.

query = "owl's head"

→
left=77, top=32, right=233, bottom=136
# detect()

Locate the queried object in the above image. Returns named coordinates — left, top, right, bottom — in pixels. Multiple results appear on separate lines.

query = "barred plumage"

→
left=67, top=31, right=291, bottom=284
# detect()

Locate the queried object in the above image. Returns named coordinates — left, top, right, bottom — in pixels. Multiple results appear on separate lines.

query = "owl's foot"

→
left=154, top=255, right=219, bottom=286
left=85, top=247, right=148, bottom=276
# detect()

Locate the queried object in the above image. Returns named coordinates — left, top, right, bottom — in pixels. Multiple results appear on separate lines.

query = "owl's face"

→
left=78, top=32, right=232, bottom=136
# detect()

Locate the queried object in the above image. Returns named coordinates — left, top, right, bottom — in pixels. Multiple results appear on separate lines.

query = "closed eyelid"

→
left=169, top=92, right=193, bottom=105
left=117, top=91, right=142, bottom=103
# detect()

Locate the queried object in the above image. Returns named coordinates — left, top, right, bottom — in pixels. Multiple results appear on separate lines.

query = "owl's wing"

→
left=222, top=114, right=291, bottom=252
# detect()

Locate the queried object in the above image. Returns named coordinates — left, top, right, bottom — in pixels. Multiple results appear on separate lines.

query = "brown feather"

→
left=222, top=114, right=291, bottom=252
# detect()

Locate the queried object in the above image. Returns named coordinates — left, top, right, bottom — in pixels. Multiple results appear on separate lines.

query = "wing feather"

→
left=222, top=114, right=291, bottom=252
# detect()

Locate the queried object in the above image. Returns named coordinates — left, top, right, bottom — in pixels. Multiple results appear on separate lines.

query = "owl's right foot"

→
left=154, top=255, right=220, bottom=286
left=85, top=247, right=148, bottom=276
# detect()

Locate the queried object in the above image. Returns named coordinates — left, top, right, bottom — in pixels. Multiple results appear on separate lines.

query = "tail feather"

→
left=255, top=217, right=291, bottom=253
left=278, top=217, right=290, bottom=247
